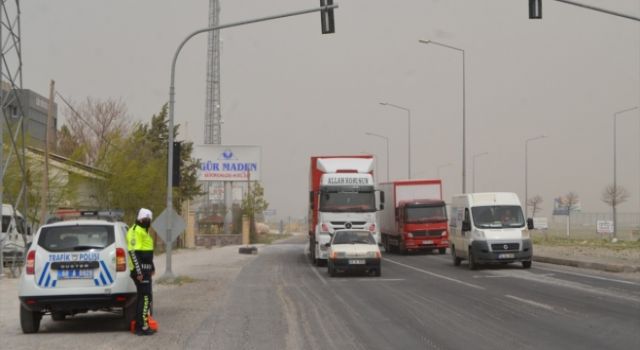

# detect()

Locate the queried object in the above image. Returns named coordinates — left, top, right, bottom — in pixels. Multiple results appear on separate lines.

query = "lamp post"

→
left=437, top=163, right=452, bottom=179
left=379, top=102, right=411, bottom=179
left=525, top=135, right=546, bottom=218
left=164, top=4, right=339, bottom=279
left=472, top=152, right=488, bottom=193
left=419, top=39, right=466, bottom=193
left=613, top=106, right=639, bottom=238
left=365, top=132, right=390, bottom=182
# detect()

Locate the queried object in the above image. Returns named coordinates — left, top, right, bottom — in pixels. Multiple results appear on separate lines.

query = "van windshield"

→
left=471, top=205, right=525, bottom=229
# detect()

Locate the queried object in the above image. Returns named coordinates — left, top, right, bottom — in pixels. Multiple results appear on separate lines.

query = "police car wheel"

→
left=20, top=304, right=41, bottom=333
left=51, top=312, right=66, bottom=321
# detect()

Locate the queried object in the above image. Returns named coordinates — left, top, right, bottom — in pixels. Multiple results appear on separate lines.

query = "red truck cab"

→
left=395, top=199, right=448, bottom=254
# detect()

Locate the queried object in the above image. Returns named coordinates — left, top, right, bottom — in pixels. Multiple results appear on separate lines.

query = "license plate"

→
left=498, top=253, right=515, bottom=259
left=349, top=259, right=365, bottom=265
left=422, top=240, right=434, bottom=245
left=57, top=269, right=94, bottom=279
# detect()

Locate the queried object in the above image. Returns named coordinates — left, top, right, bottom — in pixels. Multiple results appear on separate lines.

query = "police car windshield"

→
left=38, top=225, right=115, bottom=252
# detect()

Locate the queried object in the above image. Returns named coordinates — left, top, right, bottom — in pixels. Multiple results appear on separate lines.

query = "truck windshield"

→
left=405, top=206, right=447, bottom=223
left=319, top=190, right=376, bottom=212
left=471, top=205, right=525, bottom=229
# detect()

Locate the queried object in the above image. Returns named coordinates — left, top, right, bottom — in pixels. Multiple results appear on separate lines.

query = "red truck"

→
left=379, top=179, right=449, bottom=254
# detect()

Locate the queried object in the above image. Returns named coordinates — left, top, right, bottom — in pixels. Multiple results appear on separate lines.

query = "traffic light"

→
left=320, top=0, right=335, bottom=34
left=529, top=0, right=542, bottom=19
left=172, top=141, right=181, bottom=187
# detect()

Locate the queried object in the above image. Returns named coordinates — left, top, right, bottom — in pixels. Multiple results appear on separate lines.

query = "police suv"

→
left=18, top=210, right=137, bottom=333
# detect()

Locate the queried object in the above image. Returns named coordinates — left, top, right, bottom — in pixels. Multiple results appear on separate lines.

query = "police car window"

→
left=38, top=225, right=115, bottom=252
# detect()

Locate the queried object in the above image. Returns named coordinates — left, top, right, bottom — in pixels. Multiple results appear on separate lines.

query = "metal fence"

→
left=539, top=212, right=640, bottom=240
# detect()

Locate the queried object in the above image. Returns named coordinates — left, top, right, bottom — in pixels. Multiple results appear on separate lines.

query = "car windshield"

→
left=38, top=225, right=115, bottom=252
left=332, top=231, right=376, bottom=245
left=471, top=206, right=525, bottom=229
left=405, top=205, right=447, bottom=223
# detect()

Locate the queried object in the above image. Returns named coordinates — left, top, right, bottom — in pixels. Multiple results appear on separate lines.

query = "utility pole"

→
left=40, top=80, right=55, bottom=224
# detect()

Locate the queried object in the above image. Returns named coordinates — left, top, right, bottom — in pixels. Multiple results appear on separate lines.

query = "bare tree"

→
left=561, top=192, right=580, bottom=237
left=526, top=195, right=543, bottom=218
left=58, top=97, right=131, bottom=166
left=601, top=184, right=629, bottom=207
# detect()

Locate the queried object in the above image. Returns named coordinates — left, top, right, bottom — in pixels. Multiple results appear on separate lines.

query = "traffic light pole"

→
left=163, top=3, right=338, bottom=280
left=530, top=0, right=640, bottom=21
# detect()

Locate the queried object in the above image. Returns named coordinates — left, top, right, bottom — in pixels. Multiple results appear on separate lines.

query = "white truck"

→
left=308, top=156, right=384, bottom=265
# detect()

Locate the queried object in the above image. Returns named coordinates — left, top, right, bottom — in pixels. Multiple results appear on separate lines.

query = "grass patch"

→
left=532, top=236, right=640, bottom=250
left=156, top=275, right=198, bottom=286
left=253, top=233, right=292, bottom=245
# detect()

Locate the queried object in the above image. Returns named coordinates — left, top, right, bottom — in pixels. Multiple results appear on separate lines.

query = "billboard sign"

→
left=194, top=145, right=261, bottom=182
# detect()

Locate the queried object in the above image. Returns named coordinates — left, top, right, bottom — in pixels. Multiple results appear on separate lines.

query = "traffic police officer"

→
left=127, top=208, right=155, bottom=335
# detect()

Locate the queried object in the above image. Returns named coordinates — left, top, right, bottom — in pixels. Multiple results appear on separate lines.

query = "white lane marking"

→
left=505, top=294, right=555, bottom=311
left=310, top=262, right=328, bottom=286
left=534, top=266, right=640, bottom=286
left=473, top=273, right=555, bottom=279
left=385, top=258, right=485, bottom=290
left=333, top=278, right=405, bottom=282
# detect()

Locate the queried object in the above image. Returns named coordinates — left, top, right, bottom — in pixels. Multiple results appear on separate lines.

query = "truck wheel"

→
left=468, top=250, right=477, bottom=270
left=522, top=260, right=532, bottom=269
left=438, top=248, right=447, bottom=255
left=20, top=304, right=41, bottom=334
left=452, top=247, right=462, bottom=266
left=398, top=242, right=407, bottom=255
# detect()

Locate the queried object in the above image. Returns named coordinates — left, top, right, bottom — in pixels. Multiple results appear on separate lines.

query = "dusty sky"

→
left=22, top=0, right=640, bottom=220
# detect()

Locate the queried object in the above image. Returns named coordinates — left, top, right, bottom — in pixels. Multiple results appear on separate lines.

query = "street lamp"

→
left=472, top=152, right=488, bottom=193
left=437, top=163, right=452, bottom=179
left=365, top=132, right=390, bottom=182
left=525, top=135, right=547, bottom=218
left=613, top=106, right=639, bottom=238
left=379, top=102, right=411, bottom=179
left=419, top=39, right=466, bottom=193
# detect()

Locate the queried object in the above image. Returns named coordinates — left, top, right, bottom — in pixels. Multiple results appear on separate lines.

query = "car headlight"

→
left=522, top=229, right=530, bottom=239
left=366, top=251, right=381, bottom=258
left=472, top=230, right=485, bottom=239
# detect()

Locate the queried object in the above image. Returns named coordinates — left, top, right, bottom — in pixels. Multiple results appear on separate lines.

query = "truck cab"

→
left=393, top=199, right=448, bottom=254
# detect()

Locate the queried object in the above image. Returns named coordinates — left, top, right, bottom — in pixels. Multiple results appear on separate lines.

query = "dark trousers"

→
left=133, top=276, right=152, bottom=330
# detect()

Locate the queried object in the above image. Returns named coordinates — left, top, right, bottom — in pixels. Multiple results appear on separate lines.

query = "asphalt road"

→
left=205, top=235, right=640, bottom=350
left=2, top=237, right=639, bottom=350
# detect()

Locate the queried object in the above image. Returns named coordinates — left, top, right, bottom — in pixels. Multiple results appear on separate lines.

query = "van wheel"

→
left=20, top=304, right=41, bottom=334
left=51, top=312, right=66, bottom=321
left=522, top=260, right=532, bottom=269
left=452, top=247, right=462, bottom=266
left=468, top=250, right=478, bottom=270
left=438, top=248, right=447, bottom=255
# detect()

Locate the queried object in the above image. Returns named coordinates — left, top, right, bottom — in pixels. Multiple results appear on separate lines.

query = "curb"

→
left=533, top=255, right=640, bottom=273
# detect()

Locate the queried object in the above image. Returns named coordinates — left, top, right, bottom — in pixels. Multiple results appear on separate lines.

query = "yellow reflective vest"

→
left=126, top=224, right=154, bottom=274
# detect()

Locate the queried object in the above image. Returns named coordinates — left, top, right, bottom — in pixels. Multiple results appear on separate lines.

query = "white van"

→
left=2, top=203, right=31, bottom=266
left=449, top=193, right=533, bottom=270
